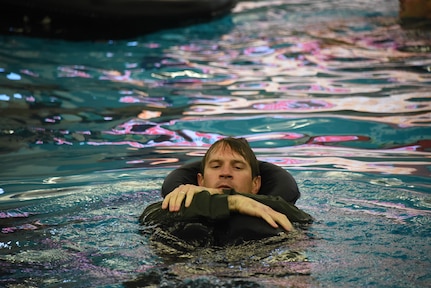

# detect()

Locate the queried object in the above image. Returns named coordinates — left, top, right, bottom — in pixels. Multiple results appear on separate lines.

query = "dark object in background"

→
left=0, top=0, right=238, bottom=40
left=399, top=0, right=431, bottom=29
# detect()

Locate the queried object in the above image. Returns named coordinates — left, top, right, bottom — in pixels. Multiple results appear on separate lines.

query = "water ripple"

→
left=1, top=1, right=431, bottom=287
left=0, top=1, right=430, bottom=178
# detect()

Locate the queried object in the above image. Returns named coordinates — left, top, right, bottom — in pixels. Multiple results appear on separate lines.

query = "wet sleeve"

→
left=140, top=191, right=230, bottom=225
left=237, top=192, right=313, bottom=224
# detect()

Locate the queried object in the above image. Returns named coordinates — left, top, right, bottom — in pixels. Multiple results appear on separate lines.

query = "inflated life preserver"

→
left=162, top=160, right=301, bottom=204
left=0, top=0, right=238, bottom=40
left=144, top=160, right=307, bottom=246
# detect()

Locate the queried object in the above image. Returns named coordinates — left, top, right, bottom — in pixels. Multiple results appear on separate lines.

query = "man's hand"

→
left=162, top=184, right=223, bottom=212
left=228, top=195, right=294, bottom=232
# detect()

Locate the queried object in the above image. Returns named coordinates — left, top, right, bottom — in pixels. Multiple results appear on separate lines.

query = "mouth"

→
left=217, top=184, right=232, bottom=189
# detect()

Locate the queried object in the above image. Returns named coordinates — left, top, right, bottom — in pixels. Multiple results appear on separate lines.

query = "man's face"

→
left=197, top=145, right=261, bottom=194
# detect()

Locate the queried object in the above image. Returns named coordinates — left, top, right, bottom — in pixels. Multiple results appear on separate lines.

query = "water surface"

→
left=1, top=0, right=431, bottom=287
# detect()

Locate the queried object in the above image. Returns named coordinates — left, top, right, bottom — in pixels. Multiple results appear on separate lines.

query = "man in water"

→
left=140, top=137, right=312, bottom=245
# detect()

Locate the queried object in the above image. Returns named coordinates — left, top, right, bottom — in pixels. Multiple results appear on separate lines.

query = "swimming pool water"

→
left=1, top=0, right=430, bottom=287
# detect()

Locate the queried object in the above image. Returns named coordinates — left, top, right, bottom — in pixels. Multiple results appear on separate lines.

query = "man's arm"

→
left=162, top=184, right=223, bottom=212
left=142, top=189, right=312, bottom=232
left=141, top=190, right=230, bottom=224
left=227, top=194, right=294, bottom=231
left=161, top=184, right=311, bottom=224
left=232, top=192, right=314, bottom=224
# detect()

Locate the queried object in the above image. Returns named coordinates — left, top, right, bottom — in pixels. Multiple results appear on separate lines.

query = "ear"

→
left=197, top=173, right=204, bottom=186
left=251, top=175, right=261, bottom=194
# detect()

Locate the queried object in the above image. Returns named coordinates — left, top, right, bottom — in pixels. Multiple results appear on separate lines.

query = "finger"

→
left=162, top=194, right=171, bottom=210
left=275, top=214, right=294, bottom=232
left=165, top=186, right=180, bottom=211
left=173, top=191, right=186, bottom=211
left=184, top=185, right=196, bottom=207
left=260, top=212, right=279, bottom=229
left=261, top=209, right=294, bottom=232
left=184, top=191, right=194, bottom=207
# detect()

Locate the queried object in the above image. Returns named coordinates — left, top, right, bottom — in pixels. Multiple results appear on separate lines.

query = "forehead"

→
left=206, top=144, right=247, bottom=163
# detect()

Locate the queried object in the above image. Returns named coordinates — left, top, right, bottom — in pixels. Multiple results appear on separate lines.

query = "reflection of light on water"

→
left=259, top=155, right=430, bottom=176
left=253, top=99, right=335, bottom=110
left=126, top=158, right=178, bottom=165
left=151, top=70, right=211, bottom=79
left=0, top=1, right=430, bottom=287
left=244, top=132, right=304, bottom=140
left=185, top=92, right=431, bottom=117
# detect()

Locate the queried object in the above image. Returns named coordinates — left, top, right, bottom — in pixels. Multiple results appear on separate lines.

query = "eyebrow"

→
left=207, top=159, right=247, bottom=166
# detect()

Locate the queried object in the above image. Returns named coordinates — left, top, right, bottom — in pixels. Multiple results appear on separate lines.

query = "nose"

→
left=219, top=165, right=233, bottom=179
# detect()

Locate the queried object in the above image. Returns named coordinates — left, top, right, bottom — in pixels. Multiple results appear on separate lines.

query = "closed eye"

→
left=233, top=162, right=246, bottom=170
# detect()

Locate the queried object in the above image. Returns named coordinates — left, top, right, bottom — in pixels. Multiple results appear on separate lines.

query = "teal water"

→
left=1, top=0, right=431, bottom=287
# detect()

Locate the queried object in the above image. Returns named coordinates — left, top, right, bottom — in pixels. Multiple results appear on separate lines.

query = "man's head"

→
left=197, top=137, right=261, bottom=194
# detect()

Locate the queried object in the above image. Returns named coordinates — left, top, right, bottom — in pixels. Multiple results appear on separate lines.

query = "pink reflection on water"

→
left=255, top=142, right=431, bottom=176
left=58, top=66, right=92, bottom=78
left=253, top=99, right=335, bottom=111
left=307, top=84, right=351, bottom=93
left=261, top=157, right=314, bottom=165
left=97, top=69, right=146, bottom=87
left=87, top=141, right=146, bottom=149
left=44, top=115, right=62, bottom=124
left=20, top=69, right=39, bottom=77
left=25, top=96, right=35, bottom=103
left=392, top=139, right=431, bottom=152
left=339, top=198, right=431, bottom=223
left=2, top=220, right=45, bottom=234
left=310, top=135, right=370, bottom=144
left=77, top=131, right=92, bottom=135
left=119, top=95, right=168, bottom=108
left=120, top=96, right=145, bottom=103
left=297, top=41, right=321, bottom=53
left=95, top=119, right=226, bottom=148
left=53, top=137, right=73, bottom=145
left=0, top=211, right=32, bottom=218
left=244, top=46, right=275, bottom=56
left=261, top=154, right=430, bottom=176
left=127, top=158, right=179, bottom=165
left=245, top=132, right=304, bottom=141
left=186, top=92, right=431, bottom=122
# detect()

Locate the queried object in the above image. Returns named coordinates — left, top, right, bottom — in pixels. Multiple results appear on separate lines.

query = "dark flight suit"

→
left=140, top=161, right=313, bottom=246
